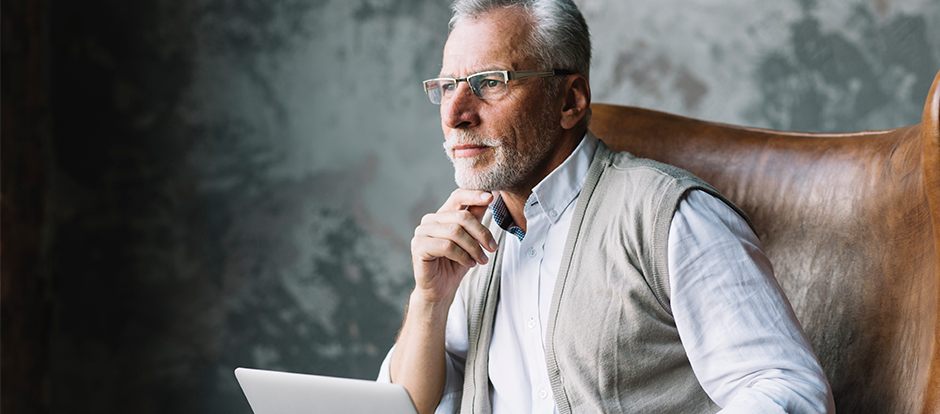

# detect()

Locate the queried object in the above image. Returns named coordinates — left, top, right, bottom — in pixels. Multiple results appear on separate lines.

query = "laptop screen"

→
left=235, top=367, right=418, bottom=414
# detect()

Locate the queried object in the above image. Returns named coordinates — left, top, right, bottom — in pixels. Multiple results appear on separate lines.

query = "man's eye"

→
left=441, top=83, right=456, bottom=92
left=481, top=79, right=502, bottom=89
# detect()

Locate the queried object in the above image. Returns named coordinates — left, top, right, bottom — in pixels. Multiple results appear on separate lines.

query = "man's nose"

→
left=441, top=82, right=480, bottom=130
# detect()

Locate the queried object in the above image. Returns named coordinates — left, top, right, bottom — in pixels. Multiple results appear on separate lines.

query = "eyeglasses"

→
left=422, top=69, right=574, bottom=105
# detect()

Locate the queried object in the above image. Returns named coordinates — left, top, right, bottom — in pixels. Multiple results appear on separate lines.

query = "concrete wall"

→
left=10, top=0, right=939, bottom=412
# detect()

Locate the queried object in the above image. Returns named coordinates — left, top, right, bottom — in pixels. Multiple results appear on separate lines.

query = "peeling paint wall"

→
left=45, top=0, right=939, bottom=412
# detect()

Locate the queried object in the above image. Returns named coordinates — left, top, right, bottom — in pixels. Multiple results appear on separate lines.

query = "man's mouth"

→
left=452, top=143, right=490, bottom=158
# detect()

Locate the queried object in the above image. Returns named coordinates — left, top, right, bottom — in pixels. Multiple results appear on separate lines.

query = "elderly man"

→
left=378, top=1, right=835, bottom=413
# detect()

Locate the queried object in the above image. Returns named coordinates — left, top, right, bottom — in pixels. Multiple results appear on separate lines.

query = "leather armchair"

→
left=589, top=69, right=940, bottom=414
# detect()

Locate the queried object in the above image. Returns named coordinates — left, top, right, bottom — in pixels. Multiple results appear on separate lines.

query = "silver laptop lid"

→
left=234, top=367, right=418, bottom=414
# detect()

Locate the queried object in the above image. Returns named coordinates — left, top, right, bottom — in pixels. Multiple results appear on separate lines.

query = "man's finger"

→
left=413, top=235, right=479, bottom=269
left=438, top=190, right=494, bottom=213
left=415, top=218, right=491, bottom=264
left=418, top=210, right=498, bottom=252
left=466, top=204, right=489, bottom=222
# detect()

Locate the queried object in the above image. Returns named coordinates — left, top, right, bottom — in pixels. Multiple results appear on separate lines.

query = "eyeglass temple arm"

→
left=508, top=69, right=574, bottom=81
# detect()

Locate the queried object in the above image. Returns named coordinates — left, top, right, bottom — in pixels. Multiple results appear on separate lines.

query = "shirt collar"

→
left=491, top=131, right=599, bottom=241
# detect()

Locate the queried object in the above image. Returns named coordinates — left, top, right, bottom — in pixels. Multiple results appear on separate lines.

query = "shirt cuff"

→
left=376, top=344, right=394, bottom=383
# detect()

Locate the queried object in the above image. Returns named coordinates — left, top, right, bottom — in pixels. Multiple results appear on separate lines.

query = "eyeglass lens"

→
left=424, top=72, right=509, bottom=104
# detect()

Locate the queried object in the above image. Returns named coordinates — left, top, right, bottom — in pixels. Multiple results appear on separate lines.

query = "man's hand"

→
left=410, top=189, right=499, bottom=304
left=391, top=189, right=498, bottom=414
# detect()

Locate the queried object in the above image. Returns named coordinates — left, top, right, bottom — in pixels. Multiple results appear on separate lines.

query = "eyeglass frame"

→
left=422, top=69, right=575, bottom=104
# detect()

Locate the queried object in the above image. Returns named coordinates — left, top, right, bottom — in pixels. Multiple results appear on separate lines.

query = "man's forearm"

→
left=396, top=189, right=495, bottom=413
left=390, top=291, right=454, bottom=414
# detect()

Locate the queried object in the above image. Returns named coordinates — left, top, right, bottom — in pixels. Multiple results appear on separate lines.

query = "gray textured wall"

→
left=41, top=0, right=939, bottom=413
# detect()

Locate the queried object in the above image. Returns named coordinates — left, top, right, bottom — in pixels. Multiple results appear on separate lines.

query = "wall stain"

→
left=749, top=5, right=938, bottom=132
left=353, top=0, right=448, bottom=22
left=188, top=0, right=325, bottom=54
left=674, top=67, right=709, bottom=110
left=610, top=42, right=708, bottom=110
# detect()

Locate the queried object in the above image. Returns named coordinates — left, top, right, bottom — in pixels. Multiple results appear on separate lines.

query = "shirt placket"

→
left=521, top=199, right=556, bottom=414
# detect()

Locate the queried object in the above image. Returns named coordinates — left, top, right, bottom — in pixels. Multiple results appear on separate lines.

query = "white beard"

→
left=443, top=104, right=556, bottom=192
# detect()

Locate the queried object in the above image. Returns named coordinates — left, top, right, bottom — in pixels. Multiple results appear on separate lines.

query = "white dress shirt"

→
left=379, top=133, right=834, bottom=414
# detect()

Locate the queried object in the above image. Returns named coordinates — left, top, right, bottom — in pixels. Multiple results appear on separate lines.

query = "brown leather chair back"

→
left=589, top=69, right=940, bottom=414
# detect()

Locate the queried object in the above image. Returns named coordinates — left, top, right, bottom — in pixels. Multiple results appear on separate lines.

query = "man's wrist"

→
left=407, top=290, right=454, bottom=326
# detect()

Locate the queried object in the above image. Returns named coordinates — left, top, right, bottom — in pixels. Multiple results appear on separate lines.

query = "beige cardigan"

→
left=457, top=141, right=751, bottom=414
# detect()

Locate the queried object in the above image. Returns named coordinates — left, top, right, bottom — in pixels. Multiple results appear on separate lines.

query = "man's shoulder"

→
left=592, top=141, right=712, bottom=196
left=589, top=139, right=754, bottom=234
left=602, top=145, right=701, bottom=181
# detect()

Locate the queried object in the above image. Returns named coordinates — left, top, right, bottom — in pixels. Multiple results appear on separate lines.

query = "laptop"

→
left=234, top=367, right=418, bottom=414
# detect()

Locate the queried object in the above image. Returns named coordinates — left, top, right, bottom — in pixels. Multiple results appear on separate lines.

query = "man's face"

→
left=439, top=8, right=562, bottom=193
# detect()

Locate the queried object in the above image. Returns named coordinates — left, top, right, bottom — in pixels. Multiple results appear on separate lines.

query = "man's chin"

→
left=454, top=169, right=495, bottom=191
left=454, top=178, right=493, bottom=192
left=456, top=182, right=496, bottom=191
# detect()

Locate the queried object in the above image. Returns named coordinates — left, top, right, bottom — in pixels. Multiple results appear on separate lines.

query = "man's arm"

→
left=376, top=297, right=468, bottom=413
left=669, top=190, right=835, bottom=413
left=390, top=190, right=497, bottom=414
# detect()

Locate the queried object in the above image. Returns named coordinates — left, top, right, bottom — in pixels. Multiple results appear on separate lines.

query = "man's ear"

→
left=559, top=74, right=591, bottom=130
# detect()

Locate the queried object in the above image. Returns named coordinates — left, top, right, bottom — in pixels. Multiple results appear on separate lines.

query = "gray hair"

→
left=449, top=0, right=592, bottom=82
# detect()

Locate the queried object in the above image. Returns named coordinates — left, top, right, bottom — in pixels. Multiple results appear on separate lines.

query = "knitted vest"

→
left=457, top=140, right=753, bottom=414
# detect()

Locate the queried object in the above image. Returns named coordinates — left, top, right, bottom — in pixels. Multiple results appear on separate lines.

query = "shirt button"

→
left=527, top=318, right=536, bottom=329
left=538, top=389, right=548, bottom=399
left=548, top=209, right=557, bottom=218
left=526, top=247, right=537, bottom=258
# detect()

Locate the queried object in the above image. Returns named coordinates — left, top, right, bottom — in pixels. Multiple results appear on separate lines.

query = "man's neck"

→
left=496, top=128, right=586, bottom=233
